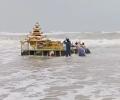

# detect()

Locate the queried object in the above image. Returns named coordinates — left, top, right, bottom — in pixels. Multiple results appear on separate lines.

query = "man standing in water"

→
left=63, top=38, right=71, bottom=57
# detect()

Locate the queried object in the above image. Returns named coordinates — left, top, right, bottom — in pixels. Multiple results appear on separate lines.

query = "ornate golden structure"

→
left=20, top=22, right=64, bottom=56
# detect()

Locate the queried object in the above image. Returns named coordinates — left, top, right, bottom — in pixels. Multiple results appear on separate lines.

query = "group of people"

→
left=63, top=38, right=91, bottom=57
left=75, top=41, right=91, bottom=56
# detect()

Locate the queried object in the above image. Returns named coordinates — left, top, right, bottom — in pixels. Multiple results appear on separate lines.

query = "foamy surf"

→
left=0, top=33, right=120, bottom=100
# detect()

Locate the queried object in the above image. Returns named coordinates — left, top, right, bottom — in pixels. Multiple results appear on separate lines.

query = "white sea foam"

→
left=58, top=91, right=76, bottom=100
left=45, top=38, right=120, bottom=47
left=0, top=70, right=32, bottom=80
left=11, top=70, right=32, bottom=78
left=57, top=81, right=120, bottom=100
left=72, top=39, right=120, bottom=47
left=0, top=88, right=10, bottom=96
left=15, top=79, right=36, bottom=89
left=3, top=92, right=40, bottom=100
left=110, top=73, right=120, bottom=78
left=0, top=32, right=28, bottom=35
left=25, top=85, right=47, bottom=98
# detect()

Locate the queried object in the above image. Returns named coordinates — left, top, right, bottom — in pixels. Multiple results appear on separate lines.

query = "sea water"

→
left=0, top=33, right=120, bottom=100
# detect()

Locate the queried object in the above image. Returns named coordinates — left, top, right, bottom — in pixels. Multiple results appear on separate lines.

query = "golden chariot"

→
left=20, top=22, right=66, bottom=56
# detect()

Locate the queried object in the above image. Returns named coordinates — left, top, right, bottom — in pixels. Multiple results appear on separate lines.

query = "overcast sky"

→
left=0, top=0, right=120, bottom=32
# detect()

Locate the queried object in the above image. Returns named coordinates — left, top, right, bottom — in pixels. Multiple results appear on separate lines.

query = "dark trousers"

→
left=65, top=50, right=71, bottom=57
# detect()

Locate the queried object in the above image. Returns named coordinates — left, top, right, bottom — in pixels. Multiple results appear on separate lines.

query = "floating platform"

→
left=21, top=50, right=64, bottom=56
left=21, top=49, right=77, bottom=56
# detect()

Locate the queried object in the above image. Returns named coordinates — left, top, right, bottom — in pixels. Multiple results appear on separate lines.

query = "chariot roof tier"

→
left=30, top=22, right=43, bottom=36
